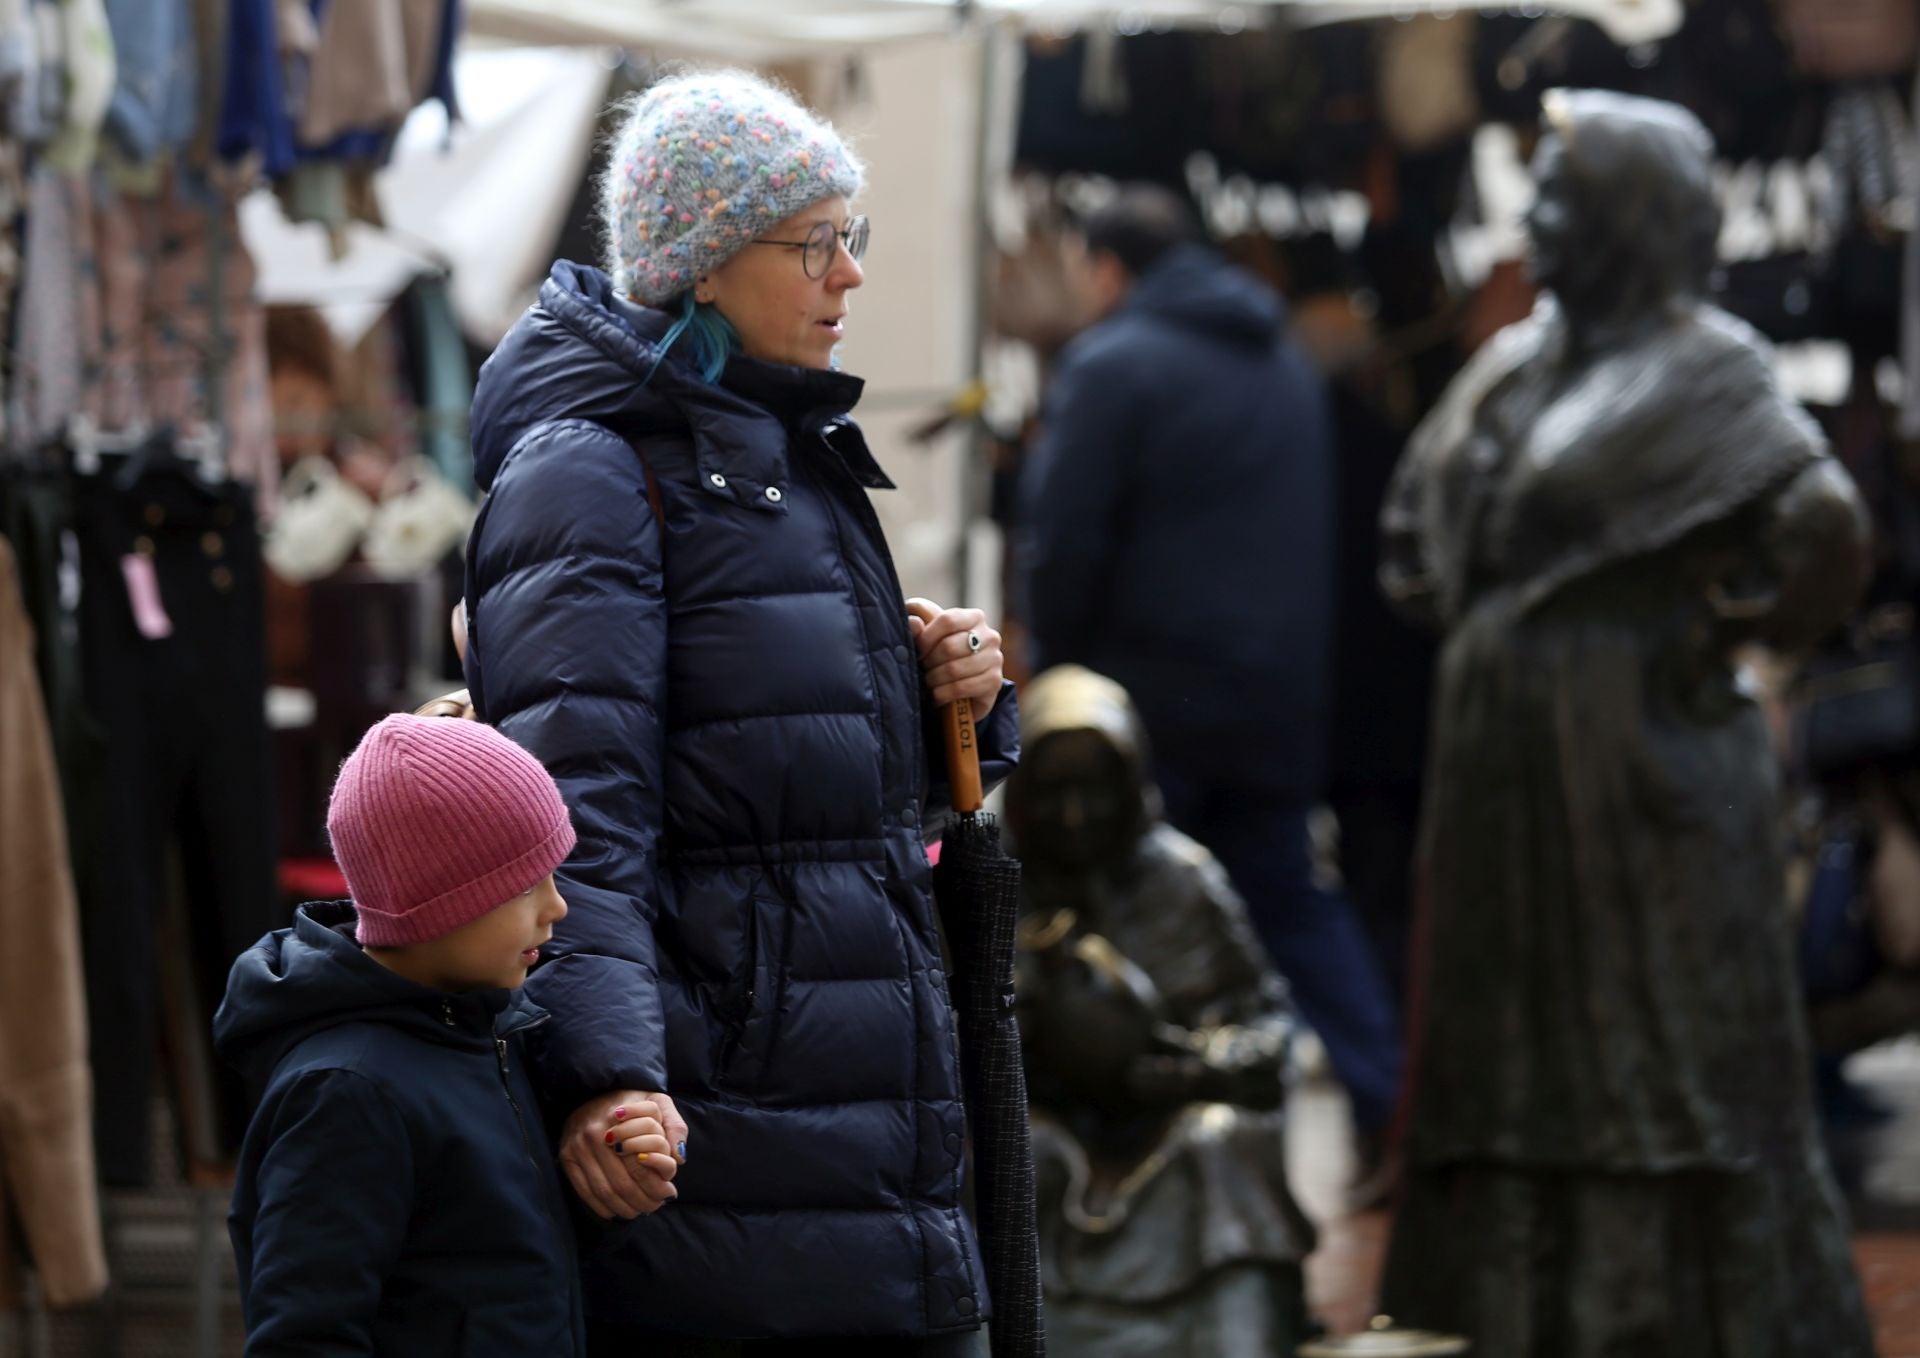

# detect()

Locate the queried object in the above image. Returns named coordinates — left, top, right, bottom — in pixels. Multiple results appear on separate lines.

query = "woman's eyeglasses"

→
left=749, top=216, right=870, bottom=279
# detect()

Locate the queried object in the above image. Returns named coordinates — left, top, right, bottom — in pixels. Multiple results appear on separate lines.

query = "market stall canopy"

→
left=466, top=0, right=1683, bottom=53
left=242, top=46, right=613, bottom=346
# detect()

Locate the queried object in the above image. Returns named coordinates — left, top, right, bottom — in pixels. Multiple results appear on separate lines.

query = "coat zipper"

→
left=814, top=420, right=927, bottom=806
left=815, top=419, right=983, bottom=1324
left=493, top=1020, right=584, bottom=1347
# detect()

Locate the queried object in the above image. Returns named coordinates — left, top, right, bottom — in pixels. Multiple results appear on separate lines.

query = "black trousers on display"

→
left=75, top=454, right=277, bottom=1184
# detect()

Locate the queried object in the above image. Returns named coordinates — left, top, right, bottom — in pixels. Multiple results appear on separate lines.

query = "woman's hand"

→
left=905, top=598, right=1004, bottom=719
left=559, top=1091, right=689, bottom=1221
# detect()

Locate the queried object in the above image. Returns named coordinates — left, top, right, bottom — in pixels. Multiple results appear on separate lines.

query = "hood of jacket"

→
left=471, top=261, right=881, bottom=502
left=1117, top=244, right=1286, bottom=351
left=213, top=901, right=543, bottom=1086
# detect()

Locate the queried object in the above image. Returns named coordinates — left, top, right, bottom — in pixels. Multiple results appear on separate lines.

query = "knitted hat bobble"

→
left=600, top=70, right=866, bottom=305
left=327, top=715, right=576, bottom=948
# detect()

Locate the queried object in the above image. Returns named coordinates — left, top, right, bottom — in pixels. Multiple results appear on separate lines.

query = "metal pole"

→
left=956, top=19, right=1002, bottom=608
left=203, top=186, right=229, bottom=473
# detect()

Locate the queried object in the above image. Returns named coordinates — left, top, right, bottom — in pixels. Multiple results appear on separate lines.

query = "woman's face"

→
left=701, top=196, right=864, bottom=370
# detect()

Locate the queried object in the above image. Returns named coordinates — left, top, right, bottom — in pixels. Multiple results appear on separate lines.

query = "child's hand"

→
left=559, top=1090, right=688, bottom=1221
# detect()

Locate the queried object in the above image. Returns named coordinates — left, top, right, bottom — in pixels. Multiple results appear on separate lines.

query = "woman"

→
left=460, top=71, right=1015, bottom=1354
left=1377, top=90, right=1875, bottom=1353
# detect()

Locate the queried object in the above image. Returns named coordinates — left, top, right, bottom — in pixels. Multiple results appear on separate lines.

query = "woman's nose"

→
left=829, top=247, right=864, bottom=291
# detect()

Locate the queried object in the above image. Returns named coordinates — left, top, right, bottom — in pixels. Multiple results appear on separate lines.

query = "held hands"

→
left=559, top=1091, right=689, bottom=1220
left=905, top=598, right=1004, bottom=719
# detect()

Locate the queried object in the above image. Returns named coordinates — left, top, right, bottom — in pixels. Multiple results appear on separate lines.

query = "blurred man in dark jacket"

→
left=1019, top=185, right=1402, bottom=1153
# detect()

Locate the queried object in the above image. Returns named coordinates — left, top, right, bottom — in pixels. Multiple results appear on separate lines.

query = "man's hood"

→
left=1118, top=244, right=1285, bottom=350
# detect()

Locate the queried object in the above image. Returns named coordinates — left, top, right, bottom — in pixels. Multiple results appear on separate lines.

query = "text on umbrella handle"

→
left=941, top=697, right=985, bottom=814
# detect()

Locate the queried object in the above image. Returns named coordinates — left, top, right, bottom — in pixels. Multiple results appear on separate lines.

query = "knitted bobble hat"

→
left=601, top=69, right=866, bottom=305
left=327, top=715, right=576, bottom=948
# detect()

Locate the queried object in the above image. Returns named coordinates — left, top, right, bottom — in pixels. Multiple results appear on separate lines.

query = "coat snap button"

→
left=708, top=472, right=728, bottom=489
left=764, top=486, right=783, bottom=503
left=944, top=1132, right=961, bottom=1154
left=957, top=1296, right=977, bottom=1316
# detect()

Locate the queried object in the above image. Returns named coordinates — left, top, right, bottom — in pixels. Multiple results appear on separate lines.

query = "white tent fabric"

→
left=244, top=1, right=1683, bottom=346
left=241, top=47, right=613, bottom=346
left=466, top=0, right=1683, bottom=54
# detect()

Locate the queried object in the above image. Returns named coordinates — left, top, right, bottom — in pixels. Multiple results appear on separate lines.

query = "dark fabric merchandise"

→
left=215, top=902, right=584, bottom=1357
left=1020, top=245, right=1335, bottom=801
left=74, top=450, right=277, bottom=1184
left=462, top=261, right=1017, bottom=1340
left=0, top=471, right=101, bottom=823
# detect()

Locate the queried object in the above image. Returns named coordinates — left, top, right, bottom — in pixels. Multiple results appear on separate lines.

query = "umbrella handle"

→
left=940, top=698, right=986, bottom=813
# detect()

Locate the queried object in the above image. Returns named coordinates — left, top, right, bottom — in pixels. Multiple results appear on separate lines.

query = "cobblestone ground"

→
left=1293, top=1038, right=1920, bottom=1353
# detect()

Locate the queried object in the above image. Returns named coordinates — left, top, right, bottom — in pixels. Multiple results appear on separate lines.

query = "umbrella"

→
left=932, top=697, right=1045, bottom=1358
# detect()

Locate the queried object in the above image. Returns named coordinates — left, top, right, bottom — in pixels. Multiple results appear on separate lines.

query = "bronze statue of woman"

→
left=1378, top=89, right=1875, bottom=1353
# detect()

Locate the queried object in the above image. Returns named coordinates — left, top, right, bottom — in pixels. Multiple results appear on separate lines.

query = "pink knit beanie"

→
left=327, top=714, right=577, bottom=948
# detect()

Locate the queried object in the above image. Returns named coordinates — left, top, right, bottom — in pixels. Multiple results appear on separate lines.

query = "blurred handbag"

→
left=1794, top=604, right=1920, bottom=780
left=264, top=455, right=374, bottom=583
left=362, top=454, right=475, bottom=579
left=1780, top=0, right=1919, bottom=78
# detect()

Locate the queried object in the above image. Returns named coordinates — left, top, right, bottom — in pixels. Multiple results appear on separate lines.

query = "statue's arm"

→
left=1710, top=458, right=1871, bottom=650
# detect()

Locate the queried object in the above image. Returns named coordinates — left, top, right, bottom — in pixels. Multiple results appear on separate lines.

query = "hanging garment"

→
left=74, top=179, right=278, bottom=510
left=10, top=0, right=58, bottom=146
left=296, top=0, right=446, bottom=147
left=1817, top=82, right=1918, bottom=244
left=1782, top=0, right=1920, bottom=79
left=101, top=0, right=197, bottom=164
left=1376, top=13, right=1480, bottom=154
left=146, top=181, right=279, bottom=508
left=40, top=0, right=115, bottom=174
left=12, top=166, right=90, bottom=454
left=0, top=141, right=26, bottom=455
left=0, top=535, right=107, bottom=1310
left=73, top=449, right=276, bottom=1186
left=182, top=0, right=229, bottom=173
left=0, top=0, right=35, bottom=134
left=217, top=0, right=294, bottom=175
left=1903, top=72, right=1920, bottom=440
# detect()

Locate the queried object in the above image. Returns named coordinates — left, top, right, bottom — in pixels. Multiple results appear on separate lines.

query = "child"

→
left=213, top=715, right=667, bottom=1355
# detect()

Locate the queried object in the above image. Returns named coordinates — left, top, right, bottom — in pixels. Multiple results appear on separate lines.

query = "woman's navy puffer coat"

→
left=463, top=261, right=1019, bottom=1339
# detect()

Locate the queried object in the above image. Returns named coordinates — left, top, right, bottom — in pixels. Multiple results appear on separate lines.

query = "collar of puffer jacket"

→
left=474, top=262, right=890, bottom=515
